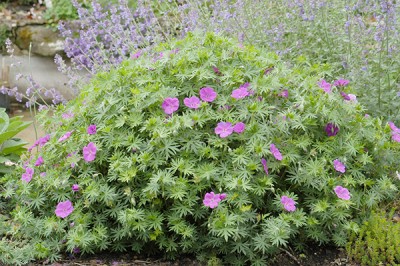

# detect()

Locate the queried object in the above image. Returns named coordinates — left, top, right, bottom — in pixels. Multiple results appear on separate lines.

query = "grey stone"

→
left=15, top=25, right=64, bottom=57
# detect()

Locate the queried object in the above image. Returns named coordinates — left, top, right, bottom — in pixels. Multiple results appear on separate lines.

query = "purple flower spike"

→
left=270, top=144, right=283, bottom=161
left=233, top=122, right=246, bottom=134
left=325, top=123, right=339, bottom=137
left=162, top=97, right=179, bottom=115
left=203, top=192, right=221, bottom=208
left=215, top=122, right=234, bottom=138
left=184, top=96, right=201, bottom=109
left=392, top=133, right=400, bottom=142
left=213, top=66, right=222, bottom=75
left=87, top=124, right=97, bottom=135
left=261, top=158, right=268, bottom=175
left=55, top=200, right=74, bottom=218
left=334, top=79, right=350, bottom=87
left=318, top=79, right=332, bottom=93
left=281, top=196, right=296, bottom=212
left=340, top=91, right=351, bottom=101
left=334, top=186, right=351, bottom=200
left=333, top=159, right=346, bottom=173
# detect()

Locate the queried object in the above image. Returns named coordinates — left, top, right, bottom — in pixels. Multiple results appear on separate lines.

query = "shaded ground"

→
left=27, top=246, right=353, bottom=266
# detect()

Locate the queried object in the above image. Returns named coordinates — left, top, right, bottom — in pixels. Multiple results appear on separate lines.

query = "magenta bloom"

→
left=279, top=89, right=289, bottom=98
left=334, top=186, right=351, bottom=200
left=388, top=122, right=400, bottom=133
left=39, top=134, right=50, bottom=146
left=318, top=79, right=332, bottom=93
left=34, top=156, right=44, bottom=166
left=334, top=79, right=350, bottom=87
left=83, top=142, right=97, bottom=162
left=333, top=159, right=346, bottom=173
left=281, top=196, right=296, bottom=212
left=261, top=158, right=268, bottom=175
left=162, top=97, right=179, bottom=115
left=213, top=66, right=222, bottom=75
left=325, top=123, right=339, bottom=137
left=218, top=193, right=227, bottom=200
left=233, top=122, right=246, bottom=134
left=58, top=131, right=72, bottom=142
left=21, top=167, right=34, bottom=183
left=348, top=94, right=357, bottom=102
left=87, top=124, right=97, bottom=135
left=215, top=122, right=234, bottom=138
left=72, top=184, right=80, bottom=192
left=340, top=91, right=351, bottom=101
left=392, top=133, right=400, bottom=142
left=203, top=192, right=222, bottom=209
left=270, top=144, right=283, bottom=161
left=199, top=87, right=217, bottom=102
left=231, top=83, right=250, bottom=99
left=55, top=200, right=74, bottom=218
left=131, top=50, right=142, bottom=59
left=184, top=96, right=201, bottom=109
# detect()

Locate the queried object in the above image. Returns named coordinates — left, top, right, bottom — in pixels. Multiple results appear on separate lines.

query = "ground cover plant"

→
left=1, top=32, right=400, bottom=265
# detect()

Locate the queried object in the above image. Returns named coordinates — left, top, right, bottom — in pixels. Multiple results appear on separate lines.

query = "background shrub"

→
left=1, top=32, right=400, bottom=265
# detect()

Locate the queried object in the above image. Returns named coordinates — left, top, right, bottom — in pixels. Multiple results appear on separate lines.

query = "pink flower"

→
left=334, top=186, right=351, bottom=200
left=281, top=196, right=296, bottom=212
left=21, top=167, right=34, bottom=183
left=261, top=158, right=268, bottom=175
left=34, top=156, right=44, bottom=166
left=388, top=122, right=400, bottom=133
left=318, top=79, right=332, bottom=93
left=131, top=50, right=142, bottom=59
left=39, top=134, right=50, bottom=146
left=213, top=66, right=222, bottom=75
left=279, top=89, right=289, bottom=98
left=233, top=122, right=246, bottom=134
left=55, top=200, right=74, bottom=218
left=333, top=159, right=346, bottom=173
left=58, top=131, right=72, bottom=142
left=334, top=79, right=350, bottom=87
left=199, top=87, right=217, bottom=102
left=340, top=91, right=350, bottom=101
left=231, top=83, right=250, bottom=99
left=218, top=193, right=227, bottom=200
left=270, top=144, right=283, bottom=161
left=72, top=184, right=80, bottom=192
left=203, top=192, right=221, bottom=208
left=348, top=94, right=357, bottom=102
left=215, top=122, right=234, bottom=138
left=184, top=96, right=201, bottom=109
left=162, top=97, right=179, bottom=115
left=392, top=133, right=400, bottom=142
left=83, top=142, right=97, bottom=162
left=87, top=124, right=97, bottom=135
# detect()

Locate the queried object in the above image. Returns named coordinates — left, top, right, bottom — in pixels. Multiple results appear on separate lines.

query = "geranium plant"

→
left=1, top=32, right=400, bottom=265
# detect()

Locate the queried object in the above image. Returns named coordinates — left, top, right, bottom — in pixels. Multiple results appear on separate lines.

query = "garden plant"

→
left=1, top=32, right=400, bottom=265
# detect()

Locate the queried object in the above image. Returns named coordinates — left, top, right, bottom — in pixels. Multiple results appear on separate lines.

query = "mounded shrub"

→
left=1, top=32, right=400, bottom=265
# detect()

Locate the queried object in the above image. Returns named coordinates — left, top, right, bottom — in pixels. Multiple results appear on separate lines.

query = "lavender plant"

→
left=57, top=0, right=400, bottom=122
left=1, top=32, right=400, bottom=265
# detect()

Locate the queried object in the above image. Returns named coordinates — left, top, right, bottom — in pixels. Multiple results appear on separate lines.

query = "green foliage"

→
left=0, top=108, right=30, bottom=175
left=1, top=32, right=400, bottom=265
left=44, top=0, right=79, bottom=23
left=0, top=25, right=10, bottom=52
left=347, top=210, right=400, bottom=266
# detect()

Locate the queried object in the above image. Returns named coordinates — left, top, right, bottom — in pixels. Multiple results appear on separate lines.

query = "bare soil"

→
left=29, top=246, right=355, bottom=266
